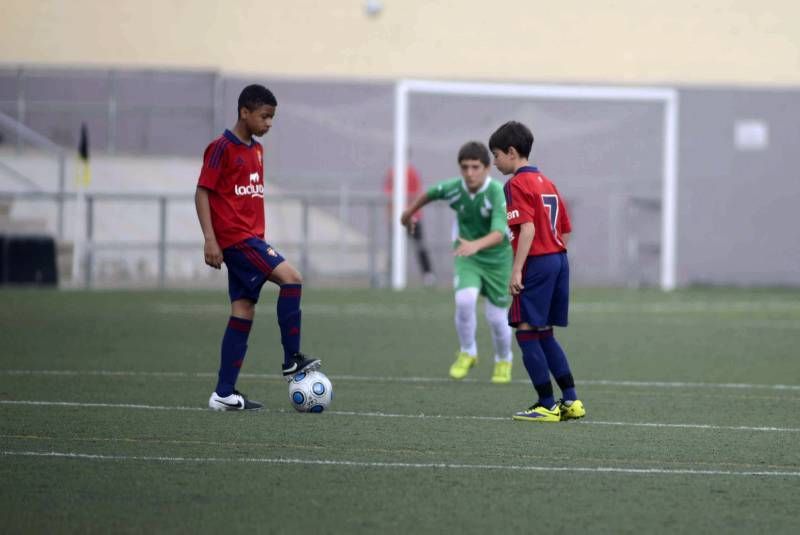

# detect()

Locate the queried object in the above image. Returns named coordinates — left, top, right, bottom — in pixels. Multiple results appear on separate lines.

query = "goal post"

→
left=391, top=79, right=679, bottom=291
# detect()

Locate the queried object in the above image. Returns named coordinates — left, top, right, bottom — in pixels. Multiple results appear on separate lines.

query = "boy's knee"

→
left=270, top=263, right=303, bottom=285
left=231, top=299, right=256, bottom=319
left=280, top=270, right=303, bottom=285
left=517, top=322, right=551, bottom=331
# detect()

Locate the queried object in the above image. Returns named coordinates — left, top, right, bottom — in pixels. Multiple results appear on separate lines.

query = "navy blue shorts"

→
left=509, top=252, right=569, bottom=328
left=222, top=237, right=286, bottom=303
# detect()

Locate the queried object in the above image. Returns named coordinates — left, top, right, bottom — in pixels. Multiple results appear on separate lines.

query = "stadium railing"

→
left=0, top=190, right=388, bottom=289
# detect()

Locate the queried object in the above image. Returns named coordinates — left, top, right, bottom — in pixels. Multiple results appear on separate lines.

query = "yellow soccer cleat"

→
left=512, top=403, right=561, bottom=422
left=491, top=361, right=512, bottom=384
left=449, top=352, right=477, bottom=379
left=559, top=399, right=586, bottom=421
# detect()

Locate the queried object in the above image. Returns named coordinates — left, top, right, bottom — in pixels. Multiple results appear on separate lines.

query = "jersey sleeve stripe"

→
left=206, top=140, right=222, bottom=169
left=503, top=181, right=512, bottom=205
left=206, top=140, right=223, bottom=168
left=212, top=140, right=230, bottom=169
left=208, top=139, right=229, bottom=169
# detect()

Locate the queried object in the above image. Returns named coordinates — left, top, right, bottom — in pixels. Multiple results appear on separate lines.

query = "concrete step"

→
left=0, top=217, right=49, bottom=234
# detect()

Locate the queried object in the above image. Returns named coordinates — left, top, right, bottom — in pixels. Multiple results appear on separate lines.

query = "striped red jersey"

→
left=503, top=166, right=571, bottom=257
left=197, top=130, right=265, bottom=249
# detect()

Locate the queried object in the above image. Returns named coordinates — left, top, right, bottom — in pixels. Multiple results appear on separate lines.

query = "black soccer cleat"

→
left=282, top=352, right=321, bottom=380
left=208, top=390, right=263, bottom=411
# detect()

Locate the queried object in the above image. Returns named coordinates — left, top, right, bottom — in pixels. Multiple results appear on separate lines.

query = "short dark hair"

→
left=237, top=84, right=277, bottom=118
left=488, top=121, right=534, bottom=158
left=457, top=141, right=490, bottom=167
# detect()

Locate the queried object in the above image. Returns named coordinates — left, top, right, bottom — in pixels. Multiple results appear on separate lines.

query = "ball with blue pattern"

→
left=287, top=370, right=333, bottom=413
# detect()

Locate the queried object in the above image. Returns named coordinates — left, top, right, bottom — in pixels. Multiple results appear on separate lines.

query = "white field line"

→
left=2, top=450, right=799, bottom=478
left=2, top=368, right=799, bottom=391
left=1, top=399, right=798, bottom=434
left=155, top=301, right=800, bottom=316
left=153, top=302, right=800, bottom=330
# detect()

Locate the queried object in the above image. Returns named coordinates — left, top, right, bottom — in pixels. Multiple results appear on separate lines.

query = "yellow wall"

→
left=3, top=0, right=799, bottom=85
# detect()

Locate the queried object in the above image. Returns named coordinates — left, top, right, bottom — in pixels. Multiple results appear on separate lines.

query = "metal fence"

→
left=0, top=190, right=394, bottom=289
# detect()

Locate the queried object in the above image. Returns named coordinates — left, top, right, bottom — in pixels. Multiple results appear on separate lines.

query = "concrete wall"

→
left=3, top=70, right=798, bottom=287
left=678, top=88, right=800, bottom=286
left=3, top=0, right=800, bottom=85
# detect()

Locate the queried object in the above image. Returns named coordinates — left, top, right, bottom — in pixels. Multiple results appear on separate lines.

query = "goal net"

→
left=390, top=80, right=678, bottom=290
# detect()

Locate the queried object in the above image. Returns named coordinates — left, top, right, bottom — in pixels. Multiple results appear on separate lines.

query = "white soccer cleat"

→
left=208, top=390, right=263, bottom=411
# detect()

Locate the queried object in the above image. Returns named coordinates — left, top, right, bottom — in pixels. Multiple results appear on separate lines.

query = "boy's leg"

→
left=485, top=301, right=513, bottom=383
left=541, top=325, right=585, bottom=420
left=412, top=222, right=435, bottom=284
left=538, top=254, right=575, bottom=399
left=269, top=259, right=320, bottom=377
left=539, top=329, right=577, bottom=401
left=209, top=243, right=267, bottom=411
left=479, top=261, right=513, bottom=364
left=516, top=327, right=556, bottom=409
left=451, top=287, right=479, bottom=379
left=450, top=258, right=481, bottom=379
left=509, top=255, right=560, bottom=422
left=454, top=287, right=479, bottom=356
left=544, top=252, right=585, bottom=419
left=214, top=299, right=255, bottom=397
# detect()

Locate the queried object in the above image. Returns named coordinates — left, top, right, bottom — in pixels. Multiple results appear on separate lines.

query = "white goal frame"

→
left=392, top=79, right=679, bottom=291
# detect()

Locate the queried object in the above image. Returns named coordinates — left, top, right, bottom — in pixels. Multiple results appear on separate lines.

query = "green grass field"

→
left=1, top=287, right=799, bottom=533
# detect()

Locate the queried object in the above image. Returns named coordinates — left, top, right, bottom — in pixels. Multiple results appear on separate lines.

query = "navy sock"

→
left=277, top=284, right=302, bottom=365
left=216, top=316, right=252, bottom=397
left=539, top=329, right=578, bottom=401
left=516, top=330, right=556, bottom=408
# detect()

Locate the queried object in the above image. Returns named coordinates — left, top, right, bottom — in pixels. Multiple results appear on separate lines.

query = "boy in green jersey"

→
left=401, top=142, right=514, bottom=383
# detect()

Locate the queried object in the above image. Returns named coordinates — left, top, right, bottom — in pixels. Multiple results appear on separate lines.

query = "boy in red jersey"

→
left=196, top=84, right=319, bottom=411
left=489, top=121, right=585, bottom=422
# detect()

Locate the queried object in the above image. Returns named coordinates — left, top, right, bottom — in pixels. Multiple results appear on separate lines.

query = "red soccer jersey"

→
left=383, top=165, right=423, bottom=221
left=504, top=166, right=571, bottom=256
left=197, top=130, right=266, bottom=249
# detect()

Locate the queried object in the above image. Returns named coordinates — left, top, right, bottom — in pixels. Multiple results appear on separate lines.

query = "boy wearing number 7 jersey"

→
left=489, top=121, right=586, bottom=422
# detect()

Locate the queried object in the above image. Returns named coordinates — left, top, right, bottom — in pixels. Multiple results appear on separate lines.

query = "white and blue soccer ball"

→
left=288, top=370, right=333, bottom=413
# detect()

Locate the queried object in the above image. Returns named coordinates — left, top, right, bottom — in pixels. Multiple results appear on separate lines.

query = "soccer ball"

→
left=288, top=370, right=333, bottom=413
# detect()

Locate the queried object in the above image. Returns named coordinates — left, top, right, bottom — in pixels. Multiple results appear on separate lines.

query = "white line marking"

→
left=1, top=400, right=798, bottom=433
left=2, top=450, right=799, bottom=477
left=0, top=400, right=204, bottom=411
left=154, top=300, right=800, bottom=316
left=151, top=302, right=800, bottom=329
left=2, top=369, right=798, bottom=391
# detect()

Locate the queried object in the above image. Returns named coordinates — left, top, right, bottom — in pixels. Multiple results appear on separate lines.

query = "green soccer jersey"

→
left=426, top=177, right=512, bottom=265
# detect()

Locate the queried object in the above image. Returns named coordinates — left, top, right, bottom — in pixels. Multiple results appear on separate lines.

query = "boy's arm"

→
left=454, top=231, right=504, bottom=257
left=509, top=222, right=535, bottom=295
left=400, top=193, right=432, bottom=234
left=195, top=186, right=223, bottom=269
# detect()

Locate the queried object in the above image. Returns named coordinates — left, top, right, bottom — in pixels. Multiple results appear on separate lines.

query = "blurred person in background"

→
left=384, top=159, right=436, bottom=286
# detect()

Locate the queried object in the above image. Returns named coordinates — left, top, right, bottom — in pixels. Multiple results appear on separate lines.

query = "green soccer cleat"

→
left=559, top=399, right=586, bottom=421
left=449, top=352, right=477, bottom=379
left=512, top=403, right=561, bottom=422
left=490, top=361, right=512, bottom=384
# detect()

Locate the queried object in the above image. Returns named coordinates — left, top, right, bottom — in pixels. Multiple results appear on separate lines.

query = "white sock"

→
left=454, top=287, right=479, bottom=355
left=485, top=300, right=513, bottom=362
